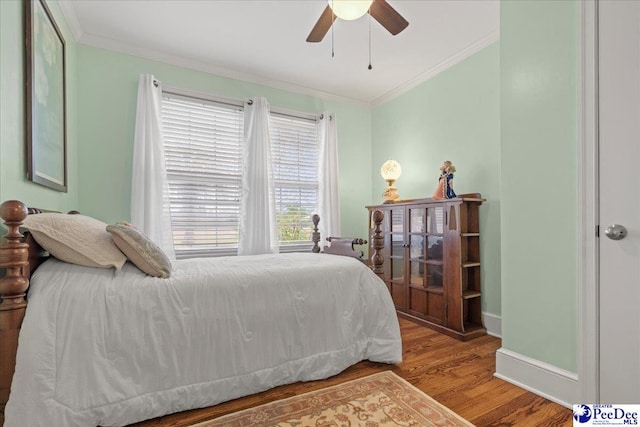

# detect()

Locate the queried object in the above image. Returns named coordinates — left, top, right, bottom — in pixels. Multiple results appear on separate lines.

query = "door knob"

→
left=605, top=224, right=628, bottom=240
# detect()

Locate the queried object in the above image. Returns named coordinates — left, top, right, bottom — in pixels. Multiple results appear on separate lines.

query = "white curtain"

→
left=317, top=112, right=341, bottom=242
left=238, top=97, right=278, bottom=255
left=131, top=74, right=176, bottom=260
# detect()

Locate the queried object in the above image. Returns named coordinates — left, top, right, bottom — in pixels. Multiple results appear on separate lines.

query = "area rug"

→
left=192, top=371, right=474, bottom=427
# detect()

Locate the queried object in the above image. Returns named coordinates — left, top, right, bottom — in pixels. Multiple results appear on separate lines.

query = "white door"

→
left=598, top=0, right=640, bottom=403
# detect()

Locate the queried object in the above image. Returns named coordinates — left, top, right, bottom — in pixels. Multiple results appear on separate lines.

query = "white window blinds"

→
left=161, top=91, right=319, bottom=258
left=162, top=92, right=244, bottom=258
left=270, top=113, right=319, bottom=251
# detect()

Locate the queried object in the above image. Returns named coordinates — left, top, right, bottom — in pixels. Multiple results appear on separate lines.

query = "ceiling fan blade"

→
left=368, top=0, right=409, bottom=36
left=307, top=5, right=336, bottom=42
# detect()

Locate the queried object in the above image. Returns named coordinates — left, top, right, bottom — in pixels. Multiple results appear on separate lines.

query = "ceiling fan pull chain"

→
left=368, top=11, right=373, bottom=70
left=331, top=1, right=335, bottom=57
left=331, top=22, right=335, bottom=57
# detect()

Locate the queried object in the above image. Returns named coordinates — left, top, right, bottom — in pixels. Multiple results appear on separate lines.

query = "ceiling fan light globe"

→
left=327, top=0, right=374, bottom=21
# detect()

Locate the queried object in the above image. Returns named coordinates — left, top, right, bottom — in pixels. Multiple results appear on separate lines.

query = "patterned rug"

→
left=192, top=371, right=474, bottom=427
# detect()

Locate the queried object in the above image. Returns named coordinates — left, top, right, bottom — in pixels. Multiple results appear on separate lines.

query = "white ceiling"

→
left=59, top=0, right=499, bottom=106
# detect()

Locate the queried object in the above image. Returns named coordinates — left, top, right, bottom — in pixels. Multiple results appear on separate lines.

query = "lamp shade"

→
left=327, top=0, right=373, bottom=21
left=380, top=160, right=402, bottom=181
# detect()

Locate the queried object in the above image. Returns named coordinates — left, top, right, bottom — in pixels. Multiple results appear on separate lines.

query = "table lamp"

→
left=380, top=160, right=401, bottom=204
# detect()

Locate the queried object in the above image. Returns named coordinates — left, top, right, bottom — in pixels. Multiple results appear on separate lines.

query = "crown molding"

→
left=52, top=3, right=499, bottom=111
left=370, top=29, right=500, bottom=108
left=56, top=0, right=84, bottom=41
left=76, top=32, right=371, bottom=109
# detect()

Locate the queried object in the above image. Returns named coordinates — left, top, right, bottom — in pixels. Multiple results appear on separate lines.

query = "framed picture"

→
left=25, top=0, right=67, bottom=192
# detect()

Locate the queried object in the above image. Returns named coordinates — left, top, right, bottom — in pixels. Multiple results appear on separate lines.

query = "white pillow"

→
left=23, top=213, right=127, bottom=270
left=107, top=223, right=172, bottom=278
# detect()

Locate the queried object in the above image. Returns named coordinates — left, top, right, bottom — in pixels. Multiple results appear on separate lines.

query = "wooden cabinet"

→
left=367, top=194, right=486, bottom=340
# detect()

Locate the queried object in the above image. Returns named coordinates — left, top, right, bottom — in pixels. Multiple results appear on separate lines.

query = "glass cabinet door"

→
left=426, top=264, right=444, bottom=289
left=385, top=208, right=405, bottom=282
left=427, top=206, right=444, bottom=234
left=408, top=207, right=426, bottom=286
left=409, top=234, right=425, bottom=286
left=410, top=208, right=425, bottom=233
left=380, top=207, right=405, bottom=309
left=425, top=206, right=444, bottom=289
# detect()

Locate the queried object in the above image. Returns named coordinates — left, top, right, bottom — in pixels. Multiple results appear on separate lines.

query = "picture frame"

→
left=25, top=0, right=67, bottom=192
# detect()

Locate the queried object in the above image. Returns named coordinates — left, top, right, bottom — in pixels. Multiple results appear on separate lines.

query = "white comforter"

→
left=5, top=253, right=401, bottom=426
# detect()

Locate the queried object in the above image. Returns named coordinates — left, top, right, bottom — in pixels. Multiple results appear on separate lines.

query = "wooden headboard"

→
left=0, top=201, right=31, bottom=417
left=0, top=201, right=68, bottom=418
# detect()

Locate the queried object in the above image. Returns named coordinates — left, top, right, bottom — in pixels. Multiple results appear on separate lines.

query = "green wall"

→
left=0, top=0, right=78, bottom=212
left=0, top=0, right=581, bottom=377
left=371, top=42, right=501, bottom=316
left=76, top=45, right=372, bottom=241
left=500, top=0, right=578, bottom=372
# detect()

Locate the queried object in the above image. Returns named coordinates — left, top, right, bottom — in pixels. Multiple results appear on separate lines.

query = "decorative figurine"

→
left=432, top=160, right=456, bottom=200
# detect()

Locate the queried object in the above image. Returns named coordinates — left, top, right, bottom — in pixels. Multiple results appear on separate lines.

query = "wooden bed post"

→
left=0, top=200, right=29, bottom=417
left=311, top=214, right=321, bottom=253
left=371, top=210, right=384, bottom=279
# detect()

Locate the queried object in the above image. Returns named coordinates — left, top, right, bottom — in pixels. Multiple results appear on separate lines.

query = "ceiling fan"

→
left=307, top=0, right=409, bottom=43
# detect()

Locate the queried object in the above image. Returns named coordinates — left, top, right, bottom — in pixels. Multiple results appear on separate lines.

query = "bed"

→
left=0, top=201, right=399, bottom=426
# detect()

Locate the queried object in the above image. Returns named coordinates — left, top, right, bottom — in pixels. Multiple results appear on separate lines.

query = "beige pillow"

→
left=106, top=224, right=172, bottom=278
left=22, top=213, right=127, bottom=269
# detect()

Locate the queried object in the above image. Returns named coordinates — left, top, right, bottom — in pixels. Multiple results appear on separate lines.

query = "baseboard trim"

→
left=482, top=312, right=502, bottom=338
left=495, top=348, right=579, bottom=409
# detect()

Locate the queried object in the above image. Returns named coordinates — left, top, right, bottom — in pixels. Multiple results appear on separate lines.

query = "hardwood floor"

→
left=131, top=318, right=572, bottom=427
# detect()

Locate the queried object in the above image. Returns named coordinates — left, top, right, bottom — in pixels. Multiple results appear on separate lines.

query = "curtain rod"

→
left=163, top=86, right=244, bottom=109
left=163, top=86, right=320, bottom=123
left=271, top=109, right=317, bottom=123
left=245, top=99, right=318, bottom=123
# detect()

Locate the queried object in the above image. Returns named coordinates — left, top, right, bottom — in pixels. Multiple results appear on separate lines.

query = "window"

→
left=162, top=92, right=244, bottom=258
left=270, top=113, right=319, bottom=252
left=161, top=90, right=319, bottom=258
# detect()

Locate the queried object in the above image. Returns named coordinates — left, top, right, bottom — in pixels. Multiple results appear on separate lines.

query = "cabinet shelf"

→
left=463, top=291, right=481, bottom=299
left=462, top=262, right=481, bottom=268
left=409, top=276, right=423, bottom=286
left=368, top=195, right=486, bottom=340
